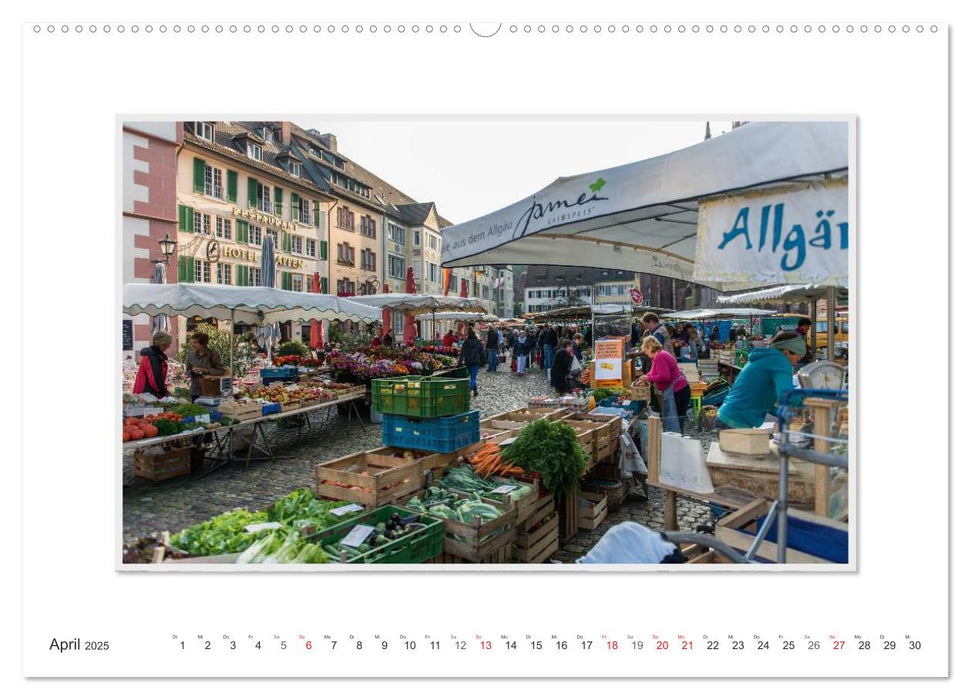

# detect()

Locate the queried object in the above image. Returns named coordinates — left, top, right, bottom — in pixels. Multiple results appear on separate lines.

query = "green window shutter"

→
left=236, top=219, right=248, bottom=243
left=178, top=205, right=187, bottom=231
left=291, top=193, right=299, bottom=221
left=313, top=201, right=320, bottom=227
left=193, top=158, right=205, bottom=193
left=178, top=256, right=193, bottom=283
left=178, top=205, right=195, bottom=232
left=282, top=231, right=292, bottom=253
left=281, top=271, right=292, bottom=290
left=274, top=187, right=283, bottom=216
left=247, top=178, right=258, bottom=207
left=320, top=240, right=328, bottom=260
left=226, top=170, right=237, bottom=202
left=322, top=277, right=328, bottom=294
left=235, top=265, right=247, bottom=286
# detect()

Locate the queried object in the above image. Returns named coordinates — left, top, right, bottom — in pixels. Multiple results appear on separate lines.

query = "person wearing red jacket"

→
left=133, top=331, right=173, bottom=399
left=635, top=334, right=690, bottom=434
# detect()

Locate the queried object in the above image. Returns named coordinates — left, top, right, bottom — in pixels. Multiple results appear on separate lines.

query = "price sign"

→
left=194, top=413, right=211, bottom=424
left=339, top=525, right=375, bottom=549
left=330, top=504, right=365, bottom=517
left=490, top=484, right=518, bottom=495
left=243, top=522, right=283, bottom=533
left=594, top=339, right=624, bottom=387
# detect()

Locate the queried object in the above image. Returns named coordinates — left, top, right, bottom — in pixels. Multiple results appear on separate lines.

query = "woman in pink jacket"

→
left=635, top=335, right=690, bottom=434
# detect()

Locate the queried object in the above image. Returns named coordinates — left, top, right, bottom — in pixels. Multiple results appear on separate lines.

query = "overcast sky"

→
left=300, top=118, right=735, bottom=225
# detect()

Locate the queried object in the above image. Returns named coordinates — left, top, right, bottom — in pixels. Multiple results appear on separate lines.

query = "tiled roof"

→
left=523, top=265, right=636, bottom=288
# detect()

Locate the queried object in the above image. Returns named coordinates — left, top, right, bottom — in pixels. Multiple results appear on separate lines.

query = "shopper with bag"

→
left=512, top=330, right=529, bottom=375
left=459, top=328, right=487, bottom=398
left=550, top=338, right=577, bottom=395
left=634, top=335, right=690, bottom=434
left=485, top=324, right=500, bottom=372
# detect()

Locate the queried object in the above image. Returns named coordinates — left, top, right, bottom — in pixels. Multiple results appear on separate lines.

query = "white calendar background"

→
left=13, top=0, right=965, bottom=693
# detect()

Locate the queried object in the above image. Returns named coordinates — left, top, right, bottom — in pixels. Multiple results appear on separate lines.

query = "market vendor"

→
left=133, top=331, right=172, bottom=399
left=715, top=331, right=806, bottom=430
left=634, top=335, right=690, bottom=434
left=550, top=338, right=575, bottom=395
left=442, top=328, right=457, bottom=348
left=185, top=332, right=226, bottom=402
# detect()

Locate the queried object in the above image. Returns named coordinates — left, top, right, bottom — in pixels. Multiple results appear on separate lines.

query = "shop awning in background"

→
left=440, top=121, right=849, bottom=291
left=717, top=283, right=848, bottom=306
left=662, top=308, right=777, bottom=321
left=414, top=311, right=499, bottom=323
left=349, top=293, right=487, bottom=314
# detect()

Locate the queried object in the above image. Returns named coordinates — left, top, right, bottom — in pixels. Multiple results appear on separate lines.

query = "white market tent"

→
left=414, top=311, right=499, bottom=323
left=348, top=293, right=486, bottom=313
left=440, top=121, right=849, bottom=291
left=123, top=283, right=382, bottom=325
left=662, top=307, right=776, bottom=321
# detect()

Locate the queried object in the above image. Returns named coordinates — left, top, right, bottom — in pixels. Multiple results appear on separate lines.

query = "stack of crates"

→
left=373, top=376, right=480, bottom=453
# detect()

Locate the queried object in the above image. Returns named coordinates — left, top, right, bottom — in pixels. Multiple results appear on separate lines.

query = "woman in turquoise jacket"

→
left=715, top=332, right=807, bottom=430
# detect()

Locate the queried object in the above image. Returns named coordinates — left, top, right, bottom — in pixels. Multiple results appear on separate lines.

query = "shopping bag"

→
left=618, top=433, right=648, bottom=478
left=660, top=385, right=681, bottom=433
left=660, top=432, right=714, bottom=493
left=570, top=356, right=582, bottom=373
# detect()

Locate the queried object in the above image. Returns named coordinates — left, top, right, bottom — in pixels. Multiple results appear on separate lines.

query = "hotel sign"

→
left=232, top=206, right=298, bottom=232
left=220, top=244, right=305, bottom=269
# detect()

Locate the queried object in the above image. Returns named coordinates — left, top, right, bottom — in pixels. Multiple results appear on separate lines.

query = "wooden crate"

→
left=428, top=543, right=514, bottom=564
left=719, top=429, right=771, bottom=456
left=593, top=436, right=620, bottom=463
left=315, top=452, right=423, bottom=509
left=133, top=447, right=191, bottom=481
left=513, top=494, right=559, bottom=563
left=577, top=491, right=608, bottom=530
left=629, top=384, right=652, bottom=401
left=576, top=412, right=623, bottom=445
left=490, top=407, right=571, bottom=423
left=218, top=401, right=262, bottom=422
left=278, top=399, right=302, bottom=414
left=399, top=489, right=518, bottom=562
left=556, top=490, right=579, bottom=542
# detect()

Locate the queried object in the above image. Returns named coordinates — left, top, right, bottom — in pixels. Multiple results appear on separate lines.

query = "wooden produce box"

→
left=489, top=407, right=571, bottom=423
left=576, top=412, right=623, bottom=445
left=577, top=491, right=608, bottom=531
left=218, top=401, right=263, bottom=422
left=133, top=447, right=191, bottom=481
left=479, top=417, right=529, bottom=436
left=629, top=384, right=652, bottom=401
left=428, top=543, right=514, bottom=564
left=556, top=490, right=579, bottom=542
left=513, top=494, right=559, bottom=563
left=557, top=419, right=597, bottom=460
left=719, top=429, right=771, bottom=456
left=446, top=475, right=542, bottom=526
left=278, top=399, right=302, bottom=414
left=593, top=436, right=620, bottom=464
left=403, top=489, right=518, bottom=562
left=315, top=451, right=423, bottom=509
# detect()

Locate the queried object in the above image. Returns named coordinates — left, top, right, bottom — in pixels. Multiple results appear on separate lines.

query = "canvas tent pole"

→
left=229, top=308, right=235, bottom=377
left=827, top=286, right=836, bottom=361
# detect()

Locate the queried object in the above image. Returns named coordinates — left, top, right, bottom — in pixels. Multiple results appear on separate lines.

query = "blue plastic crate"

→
left=260, top=367, right=299, bottom=381
left=597, top=397, right=647, bottom=415
left=382, top=411, right=480, bottom=453
left=261, top=403, right=281, bottom=416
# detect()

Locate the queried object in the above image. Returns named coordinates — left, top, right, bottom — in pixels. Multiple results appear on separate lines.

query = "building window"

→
left=267, top=229, right=278, bottom=248
left=307, top=239, right=316, bottom=258
left=299, top=198, right=312, bottom=226
left=360, top=215, right=377, bottom=238
left=361, top=249, right=376, bottom=272
left=449, top=275, right=458, bottom=294
left=289, top=161, right=301, bottom=177
left=215, top=216, right=232, bottom=240
left=426, top=234, right=439, bottom=251
left=414, top=230, right=421, bottom=246
left=426, top=262, right=438, bottom=284
left=387, top=222, right=405, bottom=245
left=293, top=236, right=303, bottom=256
left=248, top=225, right=262, bottom=246
left=194, top=259, right=211, bottom=283
left=292, top=274, right=303, bottom=293
left=251, top=267, right=261, bottom=286
left=248, top=142, right=263, bottom=162
left=216, top=263, right=232, bottom=285
left=308, top=146, right=322, bottom=159
left=193, top=212, right=211, bottom=235
left=337, top=243, right=355, bottom=266
left=388, top=254, right=405, bottom=280
left=337, top=278, right=354, bottom=296
left=187, top=122, right=213, bottom=141
left=393, top=310, right=404, bottom=335
left=204, top=164, right=223, bottom=199
left=256, top=183, right=272, bottom=213
left=337, top=206, right=355, bottom=231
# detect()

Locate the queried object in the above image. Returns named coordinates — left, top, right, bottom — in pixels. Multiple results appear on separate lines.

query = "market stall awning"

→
left=440, top=121, right=849, bottom=291
left=347, top=293, right=487, bottom=314
left=414, top=311, right=499, bottom=323
left=662, top=307, right=777, bottom=321
left=716, top=284, right=849, bottom=306
left=122, top=283, right=382, bottom=325
left=533, top=304, right=627, bottom=321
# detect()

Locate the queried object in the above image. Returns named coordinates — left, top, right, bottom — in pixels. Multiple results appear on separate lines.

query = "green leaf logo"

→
left=589, top=178, right=606, bottom=193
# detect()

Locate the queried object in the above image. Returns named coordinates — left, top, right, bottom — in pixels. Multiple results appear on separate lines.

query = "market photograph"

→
left=120, top=118, right=851, bottom=567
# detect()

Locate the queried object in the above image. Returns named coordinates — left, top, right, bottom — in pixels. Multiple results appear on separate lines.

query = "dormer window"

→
left=261, top=126, right=274, bottom=143
left=247, top=142, right=263, bottom=162
left=288, top=161, right=301, bottom=177
left=187, top=121, right=213, bottom=141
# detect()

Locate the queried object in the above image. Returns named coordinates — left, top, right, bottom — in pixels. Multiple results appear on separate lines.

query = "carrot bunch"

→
left=470, top=443, right=525, bottom=478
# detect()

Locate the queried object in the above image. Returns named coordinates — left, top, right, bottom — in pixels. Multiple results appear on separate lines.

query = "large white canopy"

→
left=414, top=311, right=499, bottom=322
left=662, top=308, right=776, bottom=321
left=348, top=293, right=487, bottom=313
left=123, top=283, right=382, bottom=324
left=717, top=283, right=847, bottom=305
left=440, top=121, right=849, bottom=291
left=532, top=304, right=627, bottom=321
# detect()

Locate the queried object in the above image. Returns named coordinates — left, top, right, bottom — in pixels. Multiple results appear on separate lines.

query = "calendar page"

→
left=15, top=0, right=962, bottom=695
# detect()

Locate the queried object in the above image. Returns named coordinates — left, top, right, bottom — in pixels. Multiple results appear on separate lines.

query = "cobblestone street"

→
left=123, top=361, right=716, bottom=560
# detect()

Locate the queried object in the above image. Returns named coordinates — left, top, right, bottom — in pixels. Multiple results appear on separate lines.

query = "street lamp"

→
left=153, top=233, right=177, bottom=267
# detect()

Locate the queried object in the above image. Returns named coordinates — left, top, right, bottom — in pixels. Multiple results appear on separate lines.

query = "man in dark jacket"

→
left=485, top=325, right=500, bottom=372
left=459, top=328, right=487, bottom=397
left=550, top=338, right=575, bottom=395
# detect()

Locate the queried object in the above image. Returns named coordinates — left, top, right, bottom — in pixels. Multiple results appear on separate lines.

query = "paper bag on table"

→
left=618, top=432, right=648, bottom=478
left=660, top=432, right=714, bottom=494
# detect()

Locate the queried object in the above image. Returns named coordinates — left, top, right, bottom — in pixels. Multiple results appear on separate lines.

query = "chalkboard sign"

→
left=122, top=320, right=133, bottom=351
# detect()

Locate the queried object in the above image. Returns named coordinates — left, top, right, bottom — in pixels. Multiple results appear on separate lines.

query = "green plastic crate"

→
left=304, top=505, right=443, bottom=564
left=372, top=376, right=470, bottom=417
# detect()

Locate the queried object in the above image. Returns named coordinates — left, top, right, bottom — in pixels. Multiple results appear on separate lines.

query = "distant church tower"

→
left=704, top=121, right=712, bottom=140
